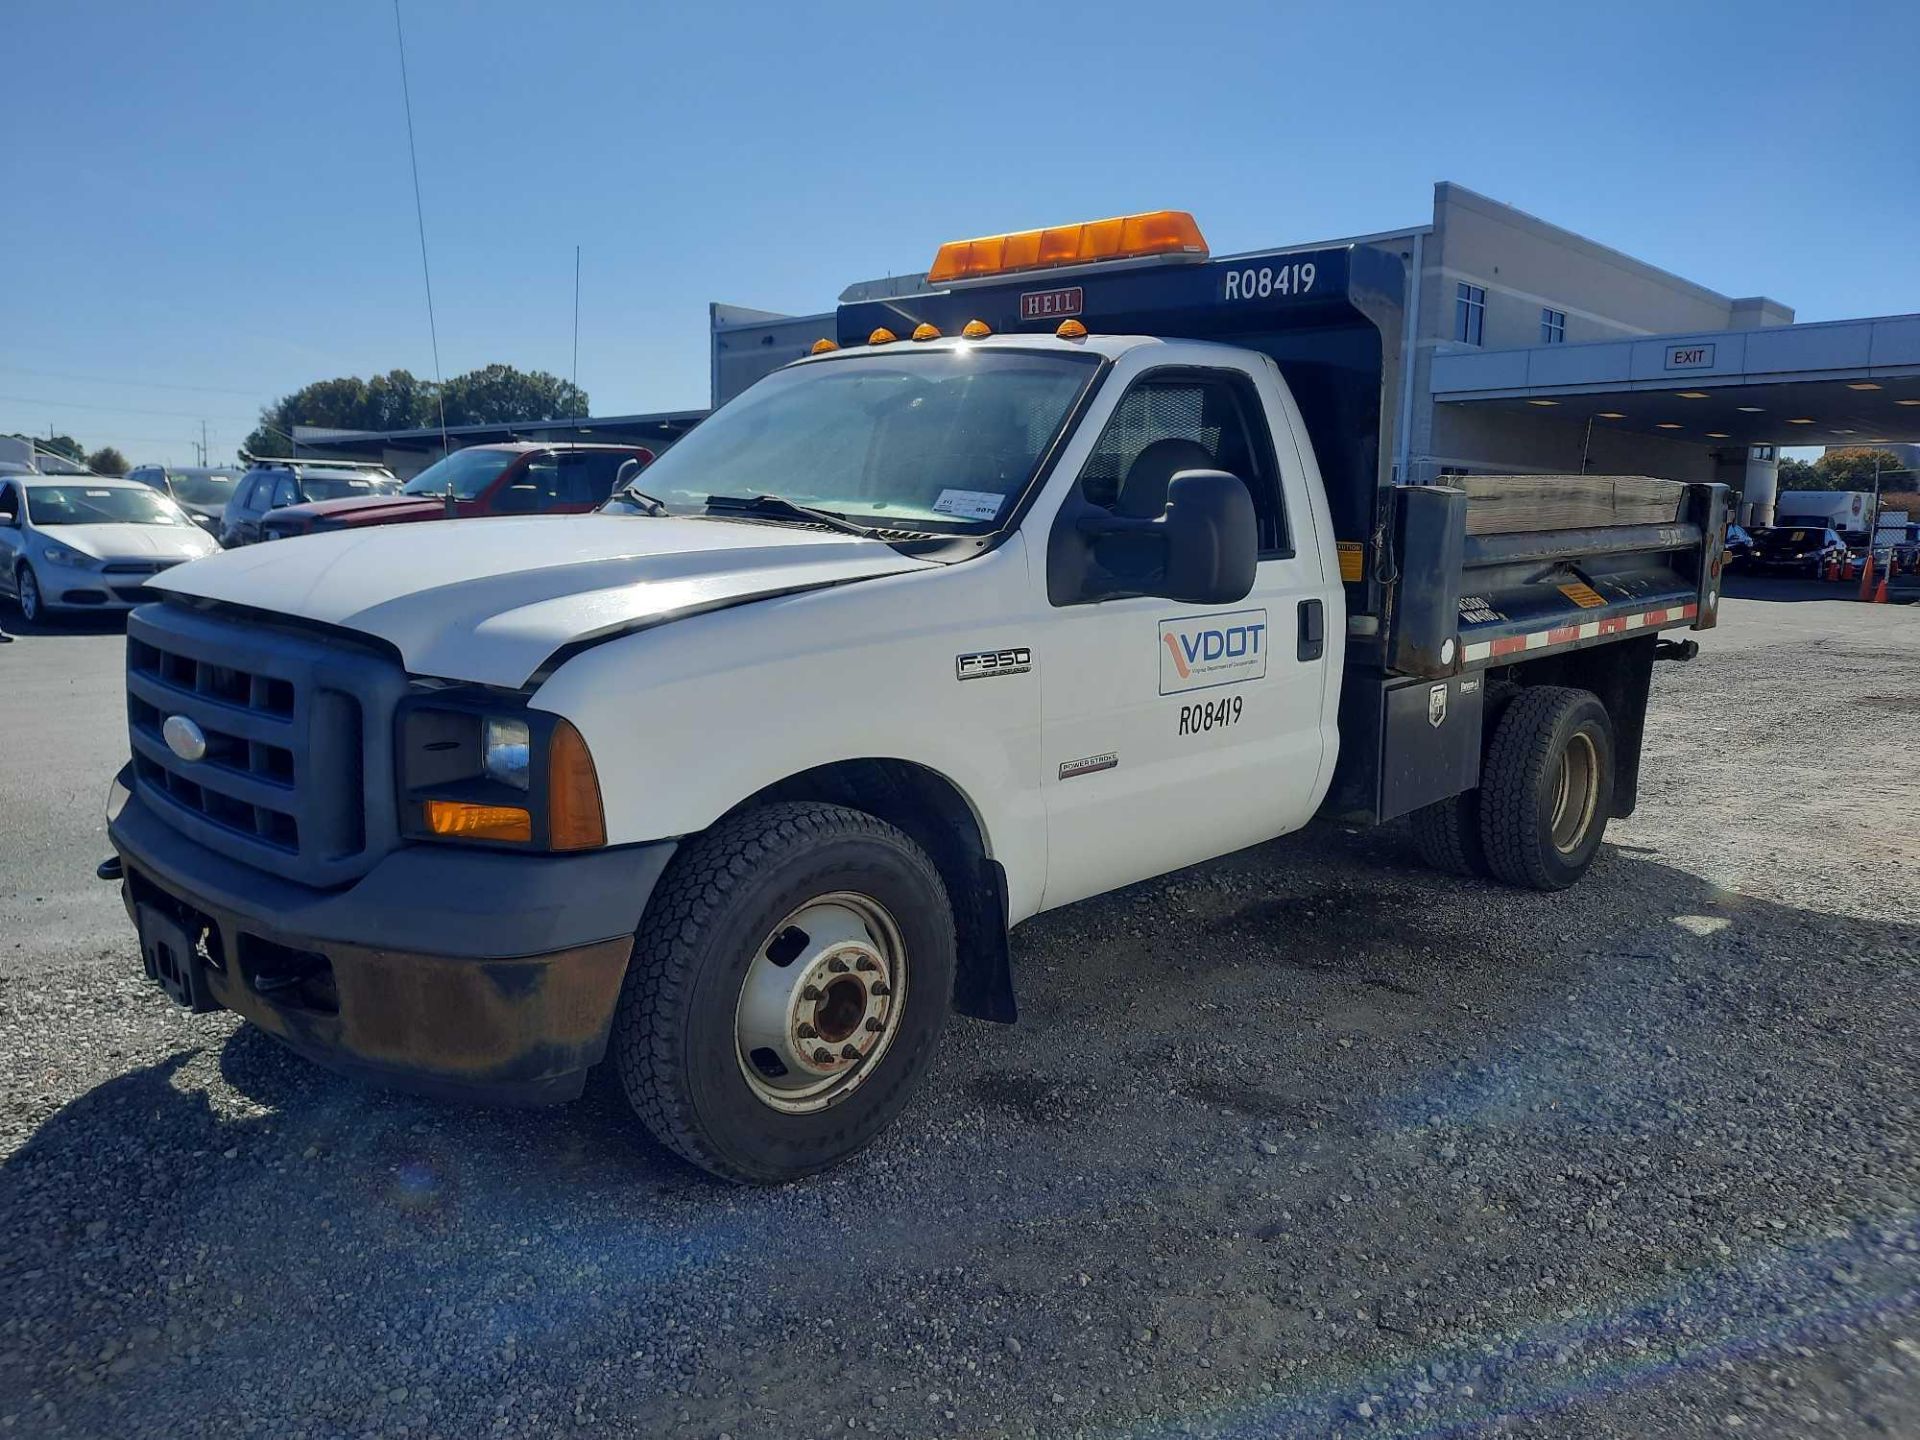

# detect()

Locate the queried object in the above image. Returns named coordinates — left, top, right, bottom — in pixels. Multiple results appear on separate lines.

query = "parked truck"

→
left=102, top=209, right=1726, bottom=1182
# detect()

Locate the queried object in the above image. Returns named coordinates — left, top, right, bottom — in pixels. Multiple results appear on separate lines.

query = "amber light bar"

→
left=927, top=209, right=1208, bottom=285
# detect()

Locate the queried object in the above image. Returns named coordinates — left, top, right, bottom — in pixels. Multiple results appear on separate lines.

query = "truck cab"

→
left=105, top=210, right=1724, bottom=1182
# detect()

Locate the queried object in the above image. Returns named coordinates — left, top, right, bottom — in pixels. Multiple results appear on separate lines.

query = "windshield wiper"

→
left=704, top=493, right=875, bottom=538
left=614, top=485, right=670, bottom=516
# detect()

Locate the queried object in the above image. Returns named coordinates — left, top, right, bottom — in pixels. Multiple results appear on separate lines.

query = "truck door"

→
left=1036, top=356, right=1334, bottom=910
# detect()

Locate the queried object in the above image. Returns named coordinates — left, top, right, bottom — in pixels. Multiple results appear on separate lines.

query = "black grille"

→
left=124, top=606, right=405, bottom=886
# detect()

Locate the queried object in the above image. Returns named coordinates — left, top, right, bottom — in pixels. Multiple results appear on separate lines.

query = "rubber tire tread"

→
left=1479, top=685, right=1612, bottom=892
left=613, top=800, right=951, bottom=1183
left=1409, top=791, right=1484, bottom=876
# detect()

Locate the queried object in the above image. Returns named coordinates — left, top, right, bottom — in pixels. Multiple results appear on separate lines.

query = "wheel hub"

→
left=735, top=894, right=905, bottom=1113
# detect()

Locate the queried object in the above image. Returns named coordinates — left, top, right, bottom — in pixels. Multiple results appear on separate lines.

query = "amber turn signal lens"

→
left=810, top=338, right=839, bottom=354
left=927, top=209, right=1207, bottom=284
left=548, top=718, right=606, bottom=852
left=425, top=800, right=532, bottom=843
left=911, top=323, right=941, bottom=342
left=867, top=327, right=897, bottom=345
left=1056, top=319, right=1088, bottom=340
left=961, top=319, right=991, bottom=338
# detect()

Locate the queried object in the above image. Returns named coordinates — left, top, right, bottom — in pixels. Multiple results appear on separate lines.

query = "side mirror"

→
left=614, top=458, right=644, bottom=491
left=1050, top=469, right=1257, bottom=606
left=0, top=511, right=15, bottom=527
left=1159, top=470, right=1259, bottom=605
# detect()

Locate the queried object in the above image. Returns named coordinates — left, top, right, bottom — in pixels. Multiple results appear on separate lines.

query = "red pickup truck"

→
left=259, top=442, right=655, bottom=540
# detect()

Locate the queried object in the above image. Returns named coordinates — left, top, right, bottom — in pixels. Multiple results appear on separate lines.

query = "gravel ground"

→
left=1, top=584, right=1916, bottom=1439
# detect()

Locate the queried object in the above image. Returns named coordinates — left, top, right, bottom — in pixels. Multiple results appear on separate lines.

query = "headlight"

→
left=39, top=544, right=102, bottom=570
left=483, top=717, right=531, bottom=790
left=398, top=698, right=604, bottom=852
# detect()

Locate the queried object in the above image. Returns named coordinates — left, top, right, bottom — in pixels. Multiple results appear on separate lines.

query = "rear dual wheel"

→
left=1411, top=684, right=1614, bottom=891
left=612, top=802, right=955, bottom=1184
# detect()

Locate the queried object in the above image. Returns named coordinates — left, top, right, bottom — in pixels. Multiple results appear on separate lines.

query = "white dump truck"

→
left=103, top=210, right=1725, bottom=1181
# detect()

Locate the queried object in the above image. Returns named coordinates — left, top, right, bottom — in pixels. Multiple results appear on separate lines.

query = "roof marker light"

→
left=1527, top=399, right=1558, bottom=407
left=1898, top=399, right=1920, bottom=407
left=1656, top=422, right=1683, bottom=430
left=961, top=319, right=991, bottom=339
left=1846, top=382, right=1883, bottom=391
left=1706, top=431, right=1730, bottom=439
left=811, top=338, right=839, bottom=354
left=928, top=209, right=1208, bottom=285
left=1056, top=319, right=1088, bottom=340
left=1676, top=391, right=1711, bottom=400
left=911, top=323, right=942, bottom=342
left=1737, top=406, right=1765, bottom=413
left=1596, top=411, right=1626, bottom=420
left=1786, top=417, right=1815, bottom=424
left=867, top=328, right=897, bottom=346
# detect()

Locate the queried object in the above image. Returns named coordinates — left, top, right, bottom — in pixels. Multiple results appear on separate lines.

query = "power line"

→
left=391, top=0, right=450, bottom=460
left=0, top=393, right=256, bottom=422
left=0, top=363, right=262, bottom=397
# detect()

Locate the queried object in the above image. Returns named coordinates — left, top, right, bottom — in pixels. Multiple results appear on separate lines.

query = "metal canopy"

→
left=1431, top=314, right=1920, bottom=447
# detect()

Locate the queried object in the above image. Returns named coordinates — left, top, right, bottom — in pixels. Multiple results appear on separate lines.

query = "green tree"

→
left=440, top=365, right=586, bottom=426
left=1775, top=455, right=1817, bottom=487
left=9, top=433, right=86, bottom=464
left=85, top=446, right=130, bottom=475
left=243, top=365, right=588, bottom=458
left=1815, top=446, right=1911, bottom=491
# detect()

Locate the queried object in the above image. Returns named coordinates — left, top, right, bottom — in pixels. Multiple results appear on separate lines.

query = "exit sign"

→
left=1665, top=343, right=1716, bottom=369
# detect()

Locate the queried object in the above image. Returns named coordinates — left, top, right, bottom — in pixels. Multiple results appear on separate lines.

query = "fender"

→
left=530, top=543, right=1050, bottom=923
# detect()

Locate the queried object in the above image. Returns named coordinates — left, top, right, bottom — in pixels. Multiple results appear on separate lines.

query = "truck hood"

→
left=148, top=513, right=938, bottom=688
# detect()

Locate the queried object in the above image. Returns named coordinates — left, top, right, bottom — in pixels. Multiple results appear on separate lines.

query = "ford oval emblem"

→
left=163, top=715, right=207, bottom=763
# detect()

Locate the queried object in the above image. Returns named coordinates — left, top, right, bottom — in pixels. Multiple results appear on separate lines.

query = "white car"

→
left=0, top=475, right=220, bottom=623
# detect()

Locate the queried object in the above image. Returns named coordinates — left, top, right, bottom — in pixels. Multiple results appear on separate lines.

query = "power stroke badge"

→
left=1158, top=610, right=1268, bottom=695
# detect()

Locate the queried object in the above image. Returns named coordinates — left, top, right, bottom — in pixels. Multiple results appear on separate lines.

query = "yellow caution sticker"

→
left=1558, top=581, right=1606, bottom=609
left=1336, top=541, right=1364, bottom=583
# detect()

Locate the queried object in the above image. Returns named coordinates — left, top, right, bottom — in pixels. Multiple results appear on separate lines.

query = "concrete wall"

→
left=1408, top=183, right=1793, bottom=483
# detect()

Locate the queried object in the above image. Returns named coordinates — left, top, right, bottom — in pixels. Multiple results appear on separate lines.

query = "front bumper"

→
left=109, top=774, right=675, bottom=1103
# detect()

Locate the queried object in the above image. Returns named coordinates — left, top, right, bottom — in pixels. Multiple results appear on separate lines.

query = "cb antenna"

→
left=392, top=0, right=450, bottom=465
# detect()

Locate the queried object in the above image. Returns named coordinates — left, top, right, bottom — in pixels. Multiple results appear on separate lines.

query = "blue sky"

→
left=5, top=0, right=1916, bottom=464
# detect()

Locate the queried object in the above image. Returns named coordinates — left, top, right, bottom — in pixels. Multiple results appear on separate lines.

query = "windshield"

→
left=630, top=349, right=1100, bottom=531
left=27, top=485, right=193, bottom=527
left=1759, top=529, right=1825, bottom=551
left=32, top=453, right=94, bottom=476
left=170, top=472, right=238, bottom=506
left=402, top=448, right=518, bottom=499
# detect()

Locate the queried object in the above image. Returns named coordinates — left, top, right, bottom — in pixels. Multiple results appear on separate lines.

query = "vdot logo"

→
left=1158, top=610, right=1268, bottom=695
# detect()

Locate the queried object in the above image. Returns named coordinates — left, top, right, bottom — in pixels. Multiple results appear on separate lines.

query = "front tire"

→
left=16, top=565, right=45, bottom=625
left=612, top=802, right=955, bottom=1184
left=1478, top=686, right=1614, bottom=891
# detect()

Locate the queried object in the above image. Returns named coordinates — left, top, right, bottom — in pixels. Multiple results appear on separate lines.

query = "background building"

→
left=713, top=182, right=1920, bottom=525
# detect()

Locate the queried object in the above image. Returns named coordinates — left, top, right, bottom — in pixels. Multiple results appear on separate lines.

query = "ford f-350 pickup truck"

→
left=104, top=210, right=1726, bottom=1182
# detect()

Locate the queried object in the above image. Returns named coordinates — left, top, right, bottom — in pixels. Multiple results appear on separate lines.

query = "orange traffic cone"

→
left=1858, top=552, right=1879, bottom=602
left=1872, top=565, right=1890, bottom=604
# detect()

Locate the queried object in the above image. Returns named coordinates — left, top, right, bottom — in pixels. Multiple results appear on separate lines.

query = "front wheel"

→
left=611, top=802, right=955, bottom=1183
left=16, top=565, right=45, bottom=625
left=1478, top=686, right=1614, bottom=891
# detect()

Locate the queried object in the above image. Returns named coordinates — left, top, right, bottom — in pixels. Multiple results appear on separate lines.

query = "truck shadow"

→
left=2, top=831, right=1915, bottom=1437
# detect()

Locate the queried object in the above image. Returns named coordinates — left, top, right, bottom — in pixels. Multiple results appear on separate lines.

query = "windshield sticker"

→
left=1159, top=610, right=1268, bottom=695
left=931, top=488, right=1004, bottom=521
